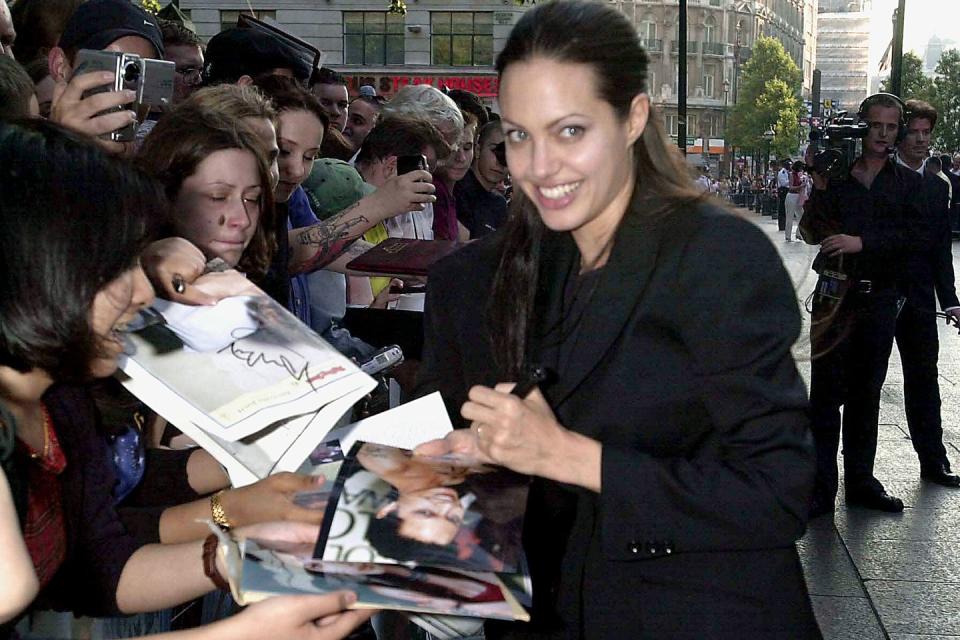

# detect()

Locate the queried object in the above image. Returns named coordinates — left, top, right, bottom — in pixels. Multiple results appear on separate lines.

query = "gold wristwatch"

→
left=210, top=490, right=232, bottom=530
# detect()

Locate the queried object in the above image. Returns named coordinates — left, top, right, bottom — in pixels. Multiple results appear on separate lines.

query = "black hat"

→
left=59, top=0, right=164, bottom=58
left=203, top=28, right=312, bottom=85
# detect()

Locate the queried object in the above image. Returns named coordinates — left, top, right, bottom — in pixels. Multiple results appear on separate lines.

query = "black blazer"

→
left=416, top=203, right=821, bottom=639
left=904, top=174, right=960, bottom=311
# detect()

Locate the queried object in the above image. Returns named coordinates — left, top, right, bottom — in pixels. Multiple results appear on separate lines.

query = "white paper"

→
left=324, top=392, right=452, bottom=453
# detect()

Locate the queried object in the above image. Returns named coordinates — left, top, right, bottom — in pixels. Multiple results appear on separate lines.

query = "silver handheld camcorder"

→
left=74, top=49, right=175, bottom=142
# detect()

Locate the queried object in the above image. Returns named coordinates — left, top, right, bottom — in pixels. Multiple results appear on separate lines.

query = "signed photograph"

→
left=119, top=293, right=368, bottom=440
left=315, top=442, right=530, bottom=573
left=241, top=539, right=528, bottom=621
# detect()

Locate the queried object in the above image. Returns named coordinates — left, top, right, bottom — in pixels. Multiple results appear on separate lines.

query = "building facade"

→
left=180, top=0, right=814, bottom=171
left=815, top=0, right=871, bottom=113
left=180, top=0, right=525, bottom=101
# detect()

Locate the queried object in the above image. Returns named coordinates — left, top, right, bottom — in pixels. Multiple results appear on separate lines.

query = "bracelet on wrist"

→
left=210, top=490, right=232, bottom=530
left=202, top=533, right=230, bottom=592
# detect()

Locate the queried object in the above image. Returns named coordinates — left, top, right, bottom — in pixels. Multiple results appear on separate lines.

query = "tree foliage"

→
left=880, top=51, right=935, bottom=104
left=882, top=49, right=960, bottom=152
left=932, top=49, right=960, bottom=152
left=728, top=36, right=803, bottom=158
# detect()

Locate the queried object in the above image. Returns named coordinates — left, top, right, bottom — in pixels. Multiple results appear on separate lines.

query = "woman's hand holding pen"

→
left=415, top=384, right=602, bottom=491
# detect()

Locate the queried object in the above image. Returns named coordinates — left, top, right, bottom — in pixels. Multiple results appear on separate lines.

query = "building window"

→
left=219, top=10, right=275, bottom=34
left=666, top=114, right=678, bottom=136
left=709, top=0, right=721, bottom=6
left=648, top=71, right=656, bottom=96
left=703, top=66, right=714, bottom=97
left=344, top=12, right=405, bottom=65
left=703, top=16, right=716, bottom=43
left=639, top=18, right=656, bottom=40
left=431, top=12, right=493, bottom=67
left=704, top=115, right=715, bottom=137
left=688, top=114, right=699, bottom=136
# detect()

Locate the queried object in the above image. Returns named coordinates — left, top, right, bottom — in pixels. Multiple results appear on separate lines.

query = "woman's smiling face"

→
left=498, top=57, right=646, bottom=247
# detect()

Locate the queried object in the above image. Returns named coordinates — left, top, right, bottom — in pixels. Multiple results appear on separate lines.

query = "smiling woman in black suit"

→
left=412, top=1, right=822, bottom=638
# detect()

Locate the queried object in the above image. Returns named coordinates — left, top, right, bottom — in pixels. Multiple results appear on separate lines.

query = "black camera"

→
left=396, top=153, right=428, bottom=175
left=808, top=111, right=870, bottom=180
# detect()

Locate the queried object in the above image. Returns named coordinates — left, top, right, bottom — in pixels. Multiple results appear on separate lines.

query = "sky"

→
left=868, top=0, right=960, bottom=69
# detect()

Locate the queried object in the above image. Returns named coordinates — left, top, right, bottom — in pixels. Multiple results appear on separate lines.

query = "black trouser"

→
left=809, top=285, right=899, bottom=500
left=895, top=301, right=950, bottom=470
left=777, top=187, right=788, bottom=230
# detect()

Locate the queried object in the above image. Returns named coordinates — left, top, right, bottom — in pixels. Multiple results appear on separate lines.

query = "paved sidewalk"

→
left=743, top=206, right=960, bottom=640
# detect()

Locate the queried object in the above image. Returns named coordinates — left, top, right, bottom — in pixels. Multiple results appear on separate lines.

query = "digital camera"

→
left=74, top=49, right=175, bottom=142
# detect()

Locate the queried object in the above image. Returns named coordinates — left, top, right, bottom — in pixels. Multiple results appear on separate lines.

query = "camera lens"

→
left=123, top=61, right=141, bottom=85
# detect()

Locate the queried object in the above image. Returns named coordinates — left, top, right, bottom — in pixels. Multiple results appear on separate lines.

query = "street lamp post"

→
left=733, top=20, right=742, bottom=105
left=763, top=126, right=776, bottom=179
left=722, top=78, right=730, bottom=178
left=762, top=125, right=776, bottom=218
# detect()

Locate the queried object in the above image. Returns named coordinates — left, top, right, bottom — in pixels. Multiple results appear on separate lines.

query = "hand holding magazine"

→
left=117, top=290, right=376, bottom=486
left=219, top=440, right=532, bottom=627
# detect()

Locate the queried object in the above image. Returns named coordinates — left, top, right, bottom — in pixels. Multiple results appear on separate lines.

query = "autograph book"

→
left=345, top=238, right=463, bottom=277
left=117, top=292, right=376, bottom=486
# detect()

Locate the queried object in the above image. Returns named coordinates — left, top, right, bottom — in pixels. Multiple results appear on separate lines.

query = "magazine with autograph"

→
left=116, top=292, right=376, bottom=486
left=315, top=442, right=530, bottom=574
left=212, top=433, right=532, bottom=630
left=224, top=538, right=529, bottom=623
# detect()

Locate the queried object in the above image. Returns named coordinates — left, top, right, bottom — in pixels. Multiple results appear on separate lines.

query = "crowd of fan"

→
left=0, top=0, right=513, bottom=638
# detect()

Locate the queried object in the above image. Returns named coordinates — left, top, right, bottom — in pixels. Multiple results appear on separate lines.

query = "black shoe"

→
left=921, top=464, right=960, bottom=487
left=846, top=488, right=904, bottom=512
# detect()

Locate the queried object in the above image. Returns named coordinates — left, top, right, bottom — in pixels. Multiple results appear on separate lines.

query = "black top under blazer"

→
left=415, top=202, right=822, bottom=639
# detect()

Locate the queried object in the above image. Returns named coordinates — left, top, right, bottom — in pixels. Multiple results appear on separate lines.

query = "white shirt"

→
left=895, top=152, right=926, bottom=175
left=384, top=203, right=434, bottom=240
left=777, top=168, right=791, bottom=189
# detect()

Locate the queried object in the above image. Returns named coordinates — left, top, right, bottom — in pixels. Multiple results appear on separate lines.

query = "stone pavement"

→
left=742, top=205, right=960, bottom=640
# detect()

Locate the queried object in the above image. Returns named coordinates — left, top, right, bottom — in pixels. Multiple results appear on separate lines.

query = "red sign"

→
left=343, top=73, right=499, bottom=98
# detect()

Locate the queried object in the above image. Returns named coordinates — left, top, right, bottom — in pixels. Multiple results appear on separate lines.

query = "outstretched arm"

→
left=0, top=468, right=38, bottom=624
left=287, top=170, right=436, bottom=275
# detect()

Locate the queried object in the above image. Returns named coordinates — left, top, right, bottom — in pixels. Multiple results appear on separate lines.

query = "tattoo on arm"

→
left=293, top=205, right=369, bottom=274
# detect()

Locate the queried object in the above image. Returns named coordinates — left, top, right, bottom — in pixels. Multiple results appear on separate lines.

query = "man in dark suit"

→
left=891, top=100, right=960, bottom=487
left=940, top=153, right=960, bottom=233
left=803, top=93, right=920, bottom=514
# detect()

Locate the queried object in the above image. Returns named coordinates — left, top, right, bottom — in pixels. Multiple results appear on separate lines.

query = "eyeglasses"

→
left=175, top=67, right=203, bottom=84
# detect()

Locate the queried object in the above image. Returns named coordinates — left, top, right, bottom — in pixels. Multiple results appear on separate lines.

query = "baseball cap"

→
left=203, top=28, right=312, bottom=85
left=302, top=158, right=376, bottom=221
left=59, top=0, right=164, bottom=58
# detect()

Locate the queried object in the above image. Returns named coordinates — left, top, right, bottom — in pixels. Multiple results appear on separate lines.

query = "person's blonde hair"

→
left=183, top=83, right=277, bottom=126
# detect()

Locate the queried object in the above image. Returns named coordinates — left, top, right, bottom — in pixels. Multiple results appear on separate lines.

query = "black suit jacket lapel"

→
left=538, top=213, right=664, bottom=408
